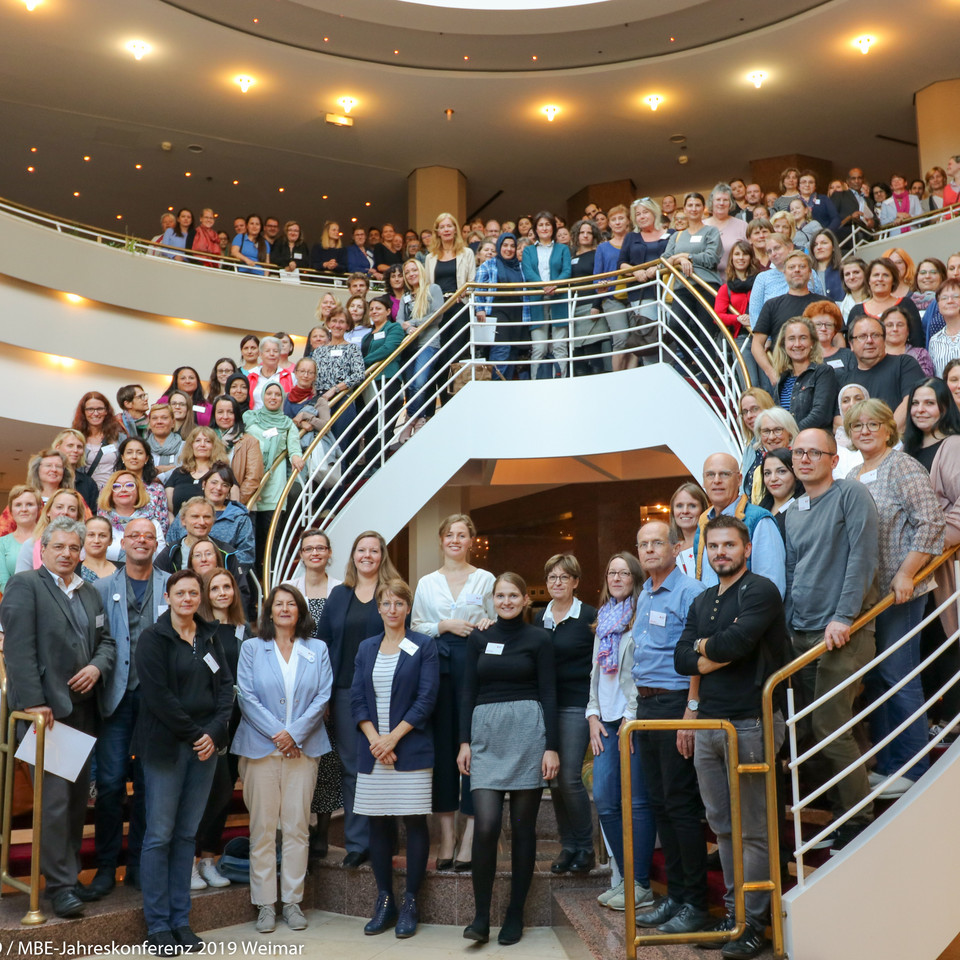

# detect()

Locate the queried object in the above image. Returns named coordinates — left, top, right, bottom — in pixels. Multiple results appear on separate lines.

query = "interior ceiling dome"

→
left=161, top=0, right=830, bottom=70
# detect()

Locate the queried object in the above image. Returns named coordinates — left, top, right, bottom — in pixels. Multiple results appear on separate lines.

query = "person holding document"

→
left=0, top=516, right=116, bottom=919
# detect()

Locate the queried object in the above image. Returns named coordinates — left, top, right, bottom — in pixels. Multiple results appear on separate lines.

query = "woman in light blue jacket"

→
left=521, top=211, right=573, bottom=379
left=232, top=584, right=333, bottom=934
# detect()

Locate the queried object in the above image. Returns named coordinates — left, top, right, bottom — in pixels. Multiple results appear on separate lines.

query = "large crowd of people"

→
left=1, top=155, right=959, bottom=957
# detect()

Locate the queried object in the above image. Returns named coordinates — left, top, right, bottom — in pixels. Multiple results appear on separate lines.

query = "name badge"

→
left=296, top=644, right=315, bottom=663
left=329, top=349, right=343, bottom=357
left=403, top=293, right=412, bottom=303
left=649, top=610, right=666, bottom=627
left=399, top=638, right=419, bottom=656
left=158, top=604, right=168, bottom=615
left=484, top=642, right=505, bottom=656
left=690, top=235, right=703, bottom=244
left=203, top=652, right=220, bottom=673
left=859, top=469, right=877, bottom=484
left=827, top=358, right=845, bottom=369
left=235, top=624, right=245, bottom=640
left=373, top=331, right=386, bottom=340
left=193, top=405, right=206, bottom=413
left=814, top=198, right=821, bottom=205
left=96, top=613, right=105, bottom=628
left=263, top=427, right=279, bottom=438
left=464, top=593, right=484, bottom=606
left=101, top=444, right=117, bottom=455
left=571, top=257, right=579, bottom=265
left=294, top=252, right=302, bottom=260
left=113, top=593, right=121, bottom=602
left=797, top=495, right=811, bottom=511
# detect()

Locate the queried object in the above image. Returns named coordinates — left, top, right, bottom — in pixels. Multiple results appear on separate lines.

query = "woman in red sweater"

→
left=714, top=240, right=758, bottom=338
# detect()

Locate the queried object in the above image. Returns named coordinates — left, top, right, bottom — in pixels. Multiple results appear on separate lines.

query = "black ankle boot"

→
left=364, top=891, right=397, bottom=935
left=309, top=813, right=330, bottom=860
left=498, top=905, right=524, bottom=946
left=395, top=893, right=418, bottom=938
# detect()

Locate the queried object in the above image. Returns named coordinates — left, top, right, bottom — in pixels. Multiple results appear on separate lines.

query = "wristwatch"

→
left=687, top=699, right=700, bottom=712
left=693, top=638, right=704, bottom=655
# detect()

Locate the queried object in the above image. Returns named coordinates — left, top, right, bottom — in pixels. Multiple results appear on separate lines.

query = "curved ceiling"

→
left=161, top=0, right=830, bottom=70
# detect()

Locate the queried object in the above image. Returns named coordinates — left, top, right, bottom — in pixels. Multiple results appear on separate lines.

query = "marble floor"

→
left=91, top=910, right=595, bottom=960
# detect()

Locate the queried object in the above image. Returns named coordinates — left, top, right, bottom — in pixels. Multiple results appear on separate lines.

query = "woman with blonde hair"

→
left=746, top=407, right=800, bottom=503
left=53, top=427, right=100, bottom=512
left=15, top=488, right=88, bottom=573
left=771, top=316, right=837, bottom=431
left=164, top=426, right=228, bottom=515
left=425, top=212, right=476, bottom=402
left=0, top=486, right=41, bottom=592
left=769, top=211, right=797, bottom=247
left=98, top=470, right=166, bottom=561
left=317, top=531, right=400, bottom=867
left=312, top=221, right=345, bottom=274
left=738, top=388, right=775, bottom=484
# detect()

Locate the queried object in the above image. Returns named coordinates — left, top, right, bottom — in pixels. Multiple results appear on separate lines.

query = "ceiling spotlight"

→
left=126, top=40, right=151, bottom=60
left=322, top=194, right=328, bottom=200
left=65, top=294, right=83, bottom=303
left=27, top=166, right=35, bottom=172
left=73, top=191, right=80, bottom=197
left=542, top=105, right=559, bottom=122
left=23, top=0, right=42, bottom=10
left=135, top=164, right=142, bottom=169
left=644, top=95, right=663, bottom=111
left=235, top=75, right=255, bottom=93
left=338, top=97, right=357, bottom=114
left=83, top=155, right=91, bottom=162
left=854, top=35, right=875, bottom=55
left=747, top=71, right=767, bottom=89
left=444, top=108, right=455, bottom=121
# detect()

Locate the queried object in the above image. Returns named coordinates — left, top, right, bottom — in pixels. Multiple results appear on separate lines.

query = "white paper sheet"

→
left=15, top=721, right=95, bottom=783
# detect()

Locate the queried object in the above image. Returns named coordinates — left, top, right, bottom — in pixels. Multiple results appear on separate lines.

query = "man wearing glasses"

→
left=116, top=383, right=150, bottom=439
left=89, top=518, right=169, bottom=898
left=785, top=429, right=879, bottom=853
left=0, top=517, right=116, bottom=918
left=837, top=316, right=923, bottom=431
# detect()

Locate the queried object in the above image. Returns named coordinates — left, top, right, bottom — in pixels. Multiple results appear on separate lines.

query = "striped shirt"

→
left=928, top=327, right=960, bottom=377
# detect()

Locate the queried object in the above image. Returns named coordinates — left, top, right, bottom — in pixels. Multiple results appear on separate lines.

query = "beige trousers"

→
left=239, top=753, right=319, bottom=907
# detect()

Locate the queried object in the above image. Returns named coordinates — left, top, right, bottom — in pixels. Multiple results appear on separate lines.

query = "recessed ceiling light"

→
left=394, top=50, right=399, bottom=55
left=126, top=40, right=151, bottom=60
left=323, top=36, right=329, bottom=42
left=444, top=108, right=455, bottom=121
left=542, top=104, right=559, bottom=121
left=338, top=97, right=357, bottom=114
left=26, top=166, right=34, bottom=172
left=532, top=55, right=538, bottom=61
left=365, top=201, right=371, bottom=207
left=116, top=214, right=123, bottom=220
left=322, top=195, right=328, bottom=200
left=23, top=0, right=42, bottom=10
left=351, top=217, right=357, bottom=223
left=235, top=75, right=255, bottom=93
left=463, top=55, right=470, bottom=61
left=83, top=155, right=91, bottom=162
left=232, top=180, right=239, bottom=185
left=854, top=35, right=875, bottom=54
left=184, top=171, right=191, bottom=177
left=135, top=163, right=142, bottom=169
left=747, top=71, right=767, bottom=88
left=644, top=94, right=663, bottom=111
left=65, top=294, right=83, bottom=303
left=278, top=187, right=285, bottom=192
left=168, top=206, right=174, bottom=211
left=30, top=146, right=37, bottom=153
left=73, top=191, right=80, bottom=197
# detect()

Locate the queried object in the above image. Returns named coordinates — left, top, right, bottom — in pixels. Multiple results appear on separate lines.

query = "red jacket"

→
left=714, top=284, right=751, bottom=337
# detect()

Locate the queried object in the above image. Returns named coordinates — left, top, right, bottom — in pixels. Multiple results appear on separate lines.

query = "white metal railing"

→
left=262, top=263, right=751, bottom=589
left=0, top=195, right=383, bottom=291
left=784, top=558, right=960, bottom=885
left=843, top=201, right=960, bottom=256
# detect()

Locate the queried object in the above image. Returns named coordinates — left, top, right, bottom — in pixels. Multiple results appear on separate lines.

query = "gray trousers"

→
left=694, top=715, right=784, bottom=931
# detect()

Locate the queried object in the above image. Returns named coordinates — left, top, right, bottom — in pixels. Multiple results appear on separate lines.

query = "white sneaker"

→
left=256, top=905, right=276, bottom=934
left=868, top=770, right=884, bottom=788
left=198, top=857, right=231, bottom=888
left=597, top=879, right=623, bottom=906
left=878, top=776, right=915, bottom=800
left=606, top=881, right=652, bottom=911
left=282, top=903, right=307, bottom=931
left=190, top=862, right=207, bottom=891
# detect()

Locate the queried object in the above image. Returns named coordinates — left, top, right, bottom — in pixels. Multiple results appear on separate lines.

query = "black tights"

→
left=368, top=815, right=430, bottom=897
left=470, top=788, right=542, bottom=926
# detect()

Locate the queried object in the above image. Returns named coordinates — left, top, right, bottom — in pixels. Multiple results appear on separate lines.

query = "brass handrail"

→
left=0, top=661, right=47, bottom=925
left=758, top=542, right=960, bottom=943
left=620, top=719, right=779, bottom=957
left=260, top=282, right=471, bottom=591
left=657, top=258, right=752, bottom=390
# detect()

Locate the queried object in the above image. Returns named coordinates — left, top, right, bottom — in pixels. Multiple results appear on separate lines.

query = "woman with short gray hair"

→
left=705, top=183, right=748, bottom=274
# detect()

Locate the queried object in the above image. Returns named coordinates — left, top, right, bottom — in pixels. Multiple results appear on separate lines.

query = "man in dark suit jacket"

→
left=0, top=517, right=116, bottom=919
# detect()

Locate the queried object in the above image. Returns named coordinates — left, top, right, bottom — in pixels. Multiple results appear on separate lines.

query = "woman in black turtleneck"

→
left=457, top=572, right=559, bottom=948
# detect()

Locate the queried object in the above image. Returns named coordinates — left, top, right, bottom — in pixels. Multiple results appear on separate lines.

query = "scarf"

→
left=243, top=405, right=290, bottom=432
left=217, top=422, right=242, bottom=449
left=728, top=275, right=756, bottom=294
left=596, top=597, right=635, bottom=674
left=893, top=192, right=910, bottom=215
left=495, top=233, right=524, bottom=283
left=287, top=384, right=314, bottom=404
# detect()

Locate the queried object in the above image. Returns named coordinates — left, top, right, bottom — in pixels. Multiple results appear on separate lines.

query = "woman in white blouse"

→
left=410, top=513, right=494, bottom=870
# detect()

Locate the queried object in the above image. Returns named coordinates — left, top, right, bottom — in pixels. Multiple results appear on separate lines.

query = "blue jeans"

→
left=334, top=692, right=369, bottom=853
left=141, top=741, right=218, bottom=934
left=869, top=598, right=930, bottom=781
left=95, top=688, right=145, bottom=872
left=552, top=707, right=593, bottom=853
left=488, top=343, right=514, bottom=381
left=591, top=719, right=654, bottom=886
left=695, top=716, right=785, bottom=931
left=405, top=343, right=440, bottom=420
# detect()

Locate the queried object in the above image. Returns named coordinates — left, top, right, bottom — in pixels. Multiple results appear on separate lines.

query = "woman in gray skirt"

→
left=457, top=572, right=559, bottom=947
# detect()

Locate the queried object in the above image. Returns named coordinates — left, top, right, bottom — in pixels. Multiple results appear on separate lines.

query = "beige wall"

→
left=916, top=79, right=960, bottom=180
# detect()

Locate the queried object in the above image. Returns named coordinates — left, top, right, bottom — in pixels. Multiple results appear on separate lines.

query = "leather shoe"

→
left=569, top=850, right=596, bottom=873
left=721, top=924, right=767, bottom=959
left=658, top=903, right=711, bottom=934
left=463, top=920, right=490, bottom=943
left=435, top=858, right=454, bottom=871
left=89, top=869, right=117, bottom=897
left=364, top=892, right=397, bottom=935
left=395, top=893, right=418, bottom=938
left=550, top=850, right=575, bottom=874
left=498, top=906, right=524, bottom=946
left=635, top=896, right=681, bottom=928
left=453, top=859, right=472, bottom=872
left=145, top=931, right=181, bottom=956
left=342, top=850, right=369, bottom=868
left=50, top=889, right=85, bottom=919
left=73, top=882, right=103, bottom=903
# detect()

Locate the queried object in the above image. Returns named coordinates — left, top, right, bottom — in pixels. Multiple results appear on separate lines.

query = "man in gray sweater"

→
left=784, top=429, right=879, bottom=853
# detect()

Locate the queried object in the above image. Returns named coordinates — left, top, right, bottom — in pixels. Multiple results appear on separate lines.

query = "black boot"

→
left=309, top=813, right=330, bottom=860
left=363, top=891, right=397, bottom=935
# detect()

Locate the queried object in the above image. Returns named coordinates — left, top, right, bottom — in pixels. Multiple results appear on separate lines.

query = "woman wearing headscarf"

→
left=211, top=396, right=264, bottom=503
left=474, top=233, right=525, bottom=380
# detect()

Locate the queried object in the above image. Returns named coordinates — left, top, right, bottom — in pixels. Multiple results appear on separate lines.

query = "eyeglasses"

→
left=704, top=470, right=734, bottom=481
left=112, top=482, right=137, bottom=491
left=125, top=532, right=157, bottom=541
left=760, top=427, right=785, bottom=436
left=792, top=448, right=826, bottom=461
left=851, top=332, right=883, bottom=342
left=940, top=294, right=960, bottom=303
left=302, top=545, right=329, bottom=554
left=134, top=392, right=149, bottom=401
left=607, top=570, right=633, bottom=580
left=637, top=540, right=667, bottom=550
left=812, top=321, right=835, bottom=330
left=850, top=420, right=883, bottom=433
left=546, top=574, right=572, bottom=584
left=84, top=406, right=106, bottom=414
left=49, top=543, right=82, bottom=554
left=379, top=600, right=407, bottom=610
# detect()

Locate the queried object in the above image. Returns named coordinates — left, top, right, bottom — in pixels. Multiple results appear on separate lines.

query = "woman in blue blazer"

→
left=232, top=584, right=333, bottom=935
left=521, top=211, right=573, bottom=379
left=350, top=578, right=439, bottom=939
